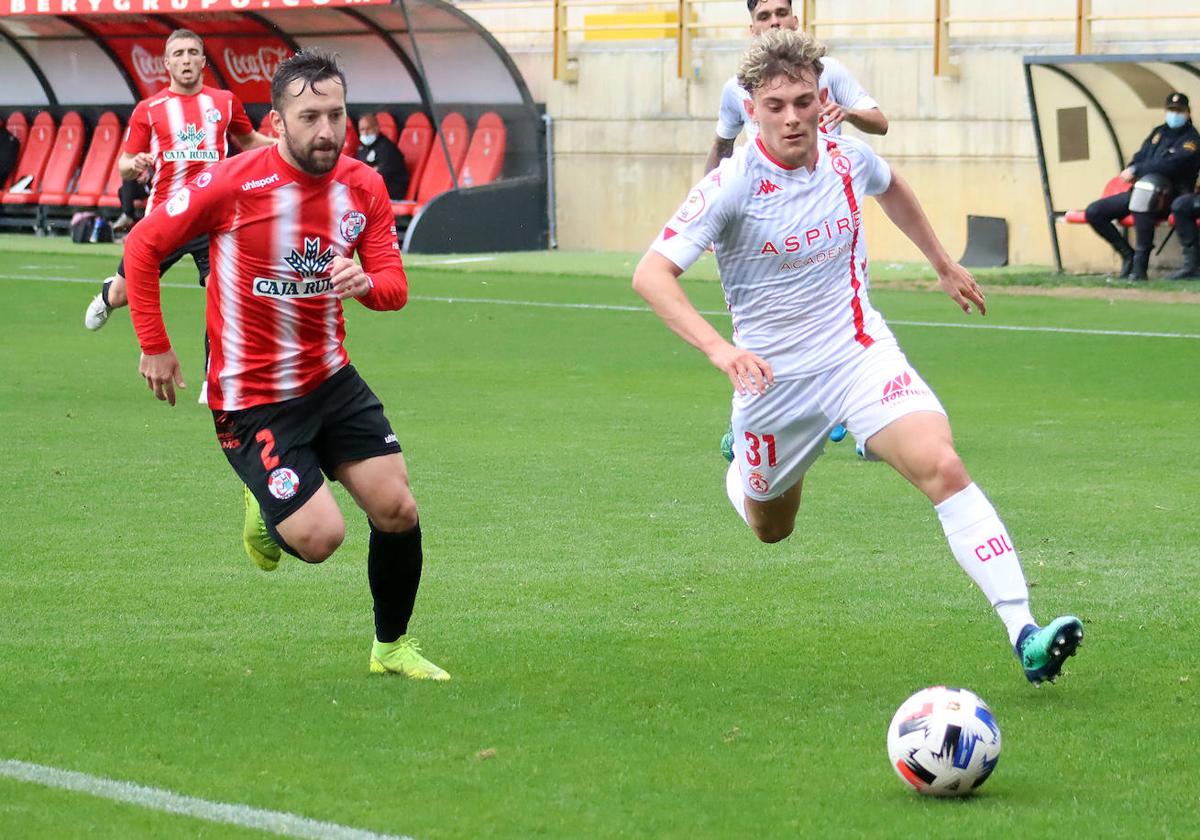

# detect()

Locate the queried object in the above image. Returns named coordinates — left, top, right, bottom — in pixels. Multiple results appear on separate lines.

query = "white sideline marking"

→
left=4, top=273, right=1198, bottom=340
left=405, top=256, right=496, bottom=266
left=0, top=759, right=412, bottom=840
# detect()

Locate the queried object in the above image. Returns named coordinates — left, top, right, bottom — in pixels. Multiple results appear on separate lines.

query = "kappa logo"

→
left=267, top=467, right=301, bottom=500
left=755, top=178, right=782, bottom=196
left=284, top=237, right=336, bottom=279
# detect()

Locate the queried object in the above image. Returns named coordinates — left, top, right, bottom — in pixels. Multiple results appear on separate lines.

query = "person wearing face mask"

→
left=354, top=113, right=409, bottom=201
left=1084, top=92, right=1200, bottom=281
left=1164, top=95, right=1200, bottom=280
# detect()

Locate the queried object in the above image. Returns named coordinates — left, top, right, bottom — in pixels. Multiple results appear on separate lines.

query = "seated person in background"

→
left=0, top=123, right=19, bottom=187
left=1085, top=92, right=1200, bottom=281
left=355, top=113, right=408, bottom=200
left=1169, top=178, right=1200, bottom=281
left=114, top=175, right=151, bottom=233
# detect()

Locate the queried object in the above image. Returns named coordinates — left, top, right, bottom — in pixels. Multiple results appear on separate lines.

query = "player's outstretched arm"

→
left=705, top=136, right=736, bottom=174
left=874, top=171, right=986, bottom=316
left=633, top=251, right=773, bottom=395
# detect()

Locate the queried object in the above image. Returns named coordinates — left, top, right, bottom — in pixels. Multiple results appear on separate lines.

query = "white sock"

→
left=935, top=483, right=1036, bottom=647
left=725, top=461, right=749, bottom=524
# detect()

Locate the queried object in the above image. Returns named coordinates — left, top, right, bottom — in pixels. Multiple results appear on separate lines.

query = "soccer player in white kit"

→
left=704, top=0, right=887, bottom=174
left=634, top=30, right=1083, bottom=686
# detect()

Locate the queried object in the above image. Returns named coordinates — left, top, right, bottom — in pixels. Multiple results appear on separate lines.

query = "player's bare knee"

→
left=932, top=451, right=970, bottom=498
left=295, top=523, right=345, bottom=563
left=369, top=495, right=419, bottom=533
left=752, top=520, right=795, bottom=544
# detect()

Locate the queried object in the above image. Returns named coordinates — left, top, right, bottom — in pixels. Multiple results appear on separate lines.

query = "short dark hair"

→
left=165, top=29, right=203, bottom=53
left=745, top=0, right=792, bottom=13
left=270, top=49, right=347, bottom=112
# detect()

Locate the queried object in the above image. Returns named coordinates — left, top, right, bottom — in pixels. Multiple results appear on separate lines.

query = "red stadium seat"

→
left=258, top=112, right=278, bottom=139
left=2, top=111, right=56, bottom=205
left=2, top=112, right=29, bottom=192
left=66, top=112, right=122, bottom=207
left=343, top=118, right=359, bottom=158
left=392, top=112, right=469, bottom=218
left=459, top=112, right=506, bottom=188
left=395, top=112, right=433, bottom=205
left=375, top=111, right=399, bottom=144
left=36, top=112, right=88, bottom=206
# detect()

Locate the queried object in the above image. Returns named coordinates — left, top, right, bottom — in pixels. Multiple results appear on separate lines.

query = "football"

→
left=886, top=686, right=1002, bottom=796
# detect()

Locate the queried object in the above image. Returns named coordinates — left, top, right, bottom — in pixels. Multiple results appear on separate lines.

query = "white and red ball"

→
left=886, top=686, right=1002, bottom=796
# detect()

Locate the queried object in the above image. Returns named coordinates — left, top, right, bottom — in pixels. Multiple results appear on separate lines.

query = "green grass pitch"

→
left=0, top=236, right=1197, bottom=837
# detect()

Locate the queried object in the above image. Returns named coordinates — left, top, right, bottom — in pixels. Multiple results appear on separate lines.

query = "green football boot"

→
left=369, top=636, right=450, bottom=680
left=242, top=485, right=282, bottom=572
left=1015, top=616, right=1084, bottom=685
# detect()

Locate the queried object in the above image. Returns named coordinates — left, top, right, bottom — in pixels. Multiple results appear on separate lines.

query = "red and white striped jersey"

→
left=652, top=134, right=894, bottom=379
left=124, top=145, right=408, bottom=411
left=125, top=86, right=254, bottom=212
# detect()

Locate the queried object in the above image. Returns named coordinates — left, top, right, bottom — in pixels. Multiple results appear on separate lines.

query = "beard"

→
left=282, top=129, right=341, bottom=176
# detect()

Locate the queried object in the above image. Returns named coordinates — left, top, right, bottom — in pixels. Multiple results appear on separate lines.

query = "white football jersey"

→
left=715, top=56, right=879, bottom=141
left=652, top=134, right=894, bottom=379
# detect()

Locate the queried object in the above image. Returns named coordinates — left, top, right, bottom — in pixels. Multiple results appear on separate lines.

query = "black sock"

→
left=369, top=521, right=423, bottom=643
left=100, top=278, right=113, bottom=308
left=264, top=518, right=301, bottom=559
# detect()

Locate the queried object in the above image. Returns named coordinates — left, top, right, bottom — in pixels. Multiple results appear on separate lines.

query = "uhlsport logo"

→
left=241, top=173, right=280, bottom=192
left=879, top=371, right=929, bottom=405
left=339, top=210, right=367, bottom=243
left=164, top=123, right=218, bottom=162
left=267, top=467, right=301, bottom=500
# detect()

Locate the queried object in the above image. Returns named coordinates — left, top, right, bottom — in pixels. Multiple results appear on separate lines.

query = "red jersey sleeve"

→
left=124, top=168, right=232, bottom=355
left=124, top=100, right=151, bottom=155
left=355, top=174, right=408, bottom=311
left=229, top=94, right=254, bottom=138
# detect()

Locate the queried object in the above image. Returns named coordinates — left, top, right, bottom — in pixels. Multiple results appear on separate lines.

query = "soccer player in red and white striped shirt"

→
left=634, top=31, right=1083, bottom=686
left=84, top=29, right=273, bottom=342
left=124, top=49, right=448, bottom=680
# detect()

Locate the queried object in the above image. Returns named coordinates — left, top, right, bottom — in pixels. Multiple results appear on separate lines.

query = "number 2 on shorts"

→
left=256, top=428, right=280, bottom=471
left=743, top=431, right=777, bottom=467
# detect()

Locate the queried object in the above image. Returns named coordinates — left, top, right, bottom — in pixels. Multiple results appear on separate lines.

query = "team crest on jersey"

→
left=748, top=472, right=769, bottom=494
left=267, top=467, right=301, bottom=500
left=831, top=153, right=852, bottom=176
left=205, top=107, right=223, bottom=125
left=339, top=211, right=367, bottom=243
left=165, top=188, right=190, bottom=217
left=675, top=189, right=706, bottom=223
left=163, top=123, right=218, bottom=162
left=284, top=237, right=336, bottom=279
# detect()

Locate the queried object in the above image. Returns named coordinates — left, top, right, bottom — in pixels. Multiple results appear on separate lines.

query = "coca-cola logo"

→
left=223, top=47, right=289, bottom=85
left=131, top=44, right=168, bottom=86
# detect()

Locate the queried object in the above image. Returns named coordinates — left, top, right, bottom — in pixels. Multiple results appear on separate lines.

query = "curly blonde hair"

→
left=736, top=28, right=826, bottom=94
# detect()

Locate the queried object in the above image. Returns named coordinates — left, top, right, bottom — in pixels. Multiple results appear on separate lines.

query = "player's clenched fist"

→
left=329, top=255, right=373, bottom=300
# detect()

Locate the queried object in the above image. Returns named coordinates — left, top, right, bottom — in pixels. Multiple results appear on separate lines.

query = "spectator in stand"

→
left=354, top=113, right=408, bottom=200
left=0, top=122, right=19, bottom=187
left=1084, top=92, right=1200, bottom=281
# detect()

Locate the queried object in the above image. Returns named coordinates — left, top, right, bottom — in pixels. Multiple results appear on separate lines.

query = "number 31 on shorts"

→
left=744, top=431, right=777, bottom=468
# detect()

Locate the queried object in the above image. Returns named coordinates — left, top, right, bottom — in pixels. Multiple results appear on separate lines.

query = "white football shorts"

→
left=729, top=338, right=946, bottom=501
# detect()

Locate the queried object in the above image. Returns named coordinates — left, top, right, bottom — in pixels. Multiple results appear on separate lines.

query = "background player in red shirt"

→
left=84, top=29, right=274, bottom=346
left=123, top=49, right=448, bottom=680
